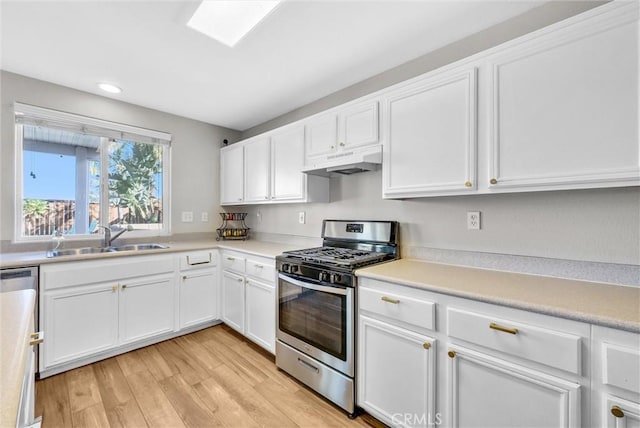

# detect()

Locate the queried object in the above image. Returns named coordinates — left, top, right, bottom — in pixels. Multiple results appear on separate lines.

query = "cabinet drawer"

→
left=447, top=308, right=582, bottom=374
left=359, top=287, right=435, bottom=331
left=222, top=252, right=246, bottom=273
left=246, top=258, right=276, bottom=284
left=179, top=250, right=217, bottom=270
left=603, top=343, right=640, bottom=394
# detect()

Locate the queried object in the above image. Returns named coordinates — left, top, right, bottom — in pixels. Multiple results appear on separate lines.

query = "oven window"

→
left=278, top=279, right=347, bottom=361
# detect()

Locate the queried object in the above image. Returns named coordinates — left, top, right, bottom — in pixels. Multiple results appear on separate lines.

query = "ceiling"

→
left=1, top=1, right=547, bottom=131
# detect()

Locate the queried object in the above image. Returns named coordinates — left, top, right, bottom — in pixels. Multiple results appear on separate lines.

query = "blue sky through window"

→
left=23, top=151, right=76, bottom=200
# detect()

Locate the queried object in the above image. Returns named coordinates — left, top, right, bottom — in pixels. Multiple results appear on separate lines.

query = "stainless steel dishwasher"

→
left=1, top=266, right=39, bottom=373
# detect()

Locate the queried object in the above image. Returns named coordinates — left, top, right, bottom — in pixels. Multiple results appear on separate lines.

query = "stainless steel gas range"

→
left=275, top=220, right=399, bottom=417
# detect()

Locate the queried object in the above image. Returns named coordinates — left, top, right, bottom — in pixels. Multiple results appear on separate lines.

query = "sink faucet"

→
left=96, top=224, right=134, bottom=247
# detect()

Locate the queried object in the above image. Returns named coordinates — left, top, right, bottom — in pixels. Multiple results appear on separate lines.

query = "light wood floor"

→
left=35, top=324, right=384, bottom=428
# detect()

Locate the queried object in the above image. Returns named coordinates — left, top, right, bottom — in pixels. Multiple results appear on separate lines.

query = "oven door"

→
left=276, top=273, right=354, bottom=376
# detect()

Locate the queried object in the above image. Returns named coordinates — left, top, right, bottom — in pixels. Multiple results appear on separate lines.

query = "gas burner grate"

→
left=283, top=246, right=388, bottom=266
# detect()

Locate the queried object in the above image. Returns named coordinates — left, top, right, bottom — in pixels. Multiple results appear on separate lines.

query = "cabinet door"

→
left=245, top=278, right=275, bottom=353
left=119, top=274, right=175, bottom=344
left=180, top=268, right=218, bottom=329
left=358, top=315, right=436, bottom=428
left=220, top=143, right=244, bottom=205
left=244, top=136, right=271, bottom=202
left=340, top=101, right=379, bottom=150
left=605, top=396, right=640, bottom=428
left=487, top=5, right=639, bottom=191
left=383, top=68, right=477, bottom=198
left=43, top=282, right=118, bottom=368
left=221, top=270, right=245, bottom=334
left=271, top=125, right=306, bottom=201
left=448, top=346, right=580, bottom=428
left=305, top=113, right=338, bottom=162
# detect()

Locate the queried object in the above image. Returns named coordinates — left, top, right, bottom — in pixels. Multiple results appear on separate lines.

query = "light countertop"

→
left=1, top=289, right=36, bottom=428
left=357, top=259, right=640, bottom=333
left=0, top=239, right=302, bottom=269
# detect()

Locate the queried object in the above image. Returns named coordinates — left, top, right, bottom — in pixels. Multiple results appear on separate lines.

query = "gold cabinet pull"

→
left=490, top=178, right=498, bottom=185
left=489, top=322, right=518, bottom=335
left=423, top=342, right=431, bottom=350
left=29, top=332, right=44, bottom=346
left=381, top=296, right=400, bottom=304
left=227, top=257, right=235, bottom=261
left=464, top=181, right=472, bottom=188
left=112, top=285, right=117, bottom=292
left=448, top=350, right=456, bottom=358
left=611, top=406, right=625, bottom=418
left=122, top=284, right=127, bottom=290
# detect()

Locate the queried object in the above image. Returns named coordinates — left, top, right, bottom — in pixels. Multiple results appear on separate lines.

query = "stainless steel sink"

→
left=110, top=243, right=169, bottom=252
left=47, top=247, right=115, bottom=257
left=46, top=243, right=169, bottom=257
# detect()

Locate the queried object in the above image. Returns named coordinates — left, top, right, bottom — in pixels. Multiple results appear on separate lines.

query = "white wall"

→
left=0, top=71, right=241, bottom=245
left=237, top=0, right=640, bottom=266
left=241, top=171, right=639, bottom=265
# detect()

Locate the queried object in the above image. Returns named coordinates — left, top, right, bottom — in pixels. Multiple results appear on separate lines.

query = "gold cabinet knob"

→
left=611, top=406, right=625, bottom=418
left=490, top=178, right=498, bottom=185
left=423, top=342, right=431, bottom=350
left=330, top=145, right=335, bottom=149
left=122, top=284, right=127, bottom=290
left=448, top=350, right=456, bottom=358
left=464, top=181, right=472, bottom=188
left=112, top=285, right=117, bottom=292
left=339, top=142, right=345, bottom=147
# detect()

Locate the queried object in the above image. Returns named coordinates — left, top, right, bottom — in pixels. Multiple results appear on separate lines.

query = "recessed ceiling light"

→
left=98, top=83, right=122, bottom=94
left=187, top=1, right=281, bottom=47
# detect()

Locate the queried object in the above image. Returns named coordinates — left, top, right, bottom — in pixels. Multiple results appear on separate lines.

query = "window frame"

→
left=14, top=103, right=172, bottom=243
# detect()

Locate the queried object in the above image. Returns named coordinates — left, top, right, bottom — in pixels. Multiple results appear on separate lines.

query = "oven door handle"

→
left=278, top=273, right=348, bottom=296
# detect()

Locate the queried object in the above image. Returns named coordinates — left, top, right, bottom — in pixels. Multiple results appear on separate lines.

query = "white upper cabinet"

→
left=304, top=100, right=379, bottom=168
left=221, top=125, right=329, bottom=206
left=271, top=125, right=306, bottom=201
left=382, top=67, right=477, bottom=198
left=243, top=136, right=271, bottom=203
left=220, top=143, right=244, bottom=205
left=486, top=2, right=640, bottom=192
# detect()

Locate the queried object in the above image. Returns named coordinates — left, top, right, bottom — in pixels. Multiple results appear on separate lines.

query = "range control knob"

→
left=281, top=263, right=290, bottom=273
left=319, top=271, right=330, bottom=282
left=330, top=273, right=341, bottom=284
left=290, top=264, right=299, bottom=274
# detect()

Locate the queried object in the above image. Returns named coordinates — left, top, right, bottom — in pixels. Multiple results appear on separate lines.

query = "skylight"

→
left=187, top=1, right=281, bottom=47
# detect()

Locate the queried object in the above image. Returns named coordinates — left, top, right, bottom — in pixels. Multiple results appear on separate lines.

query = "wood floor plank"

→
left=36, top=325, right=385, bottom=428
left=36, top=373, right=72, bottom=428
left=126, top=369, right=186, bottom=428
left=115, top=349, right=147, bottom=377
left=71, top=402, right=111, bottom=428
left=193, top=378, right=262, bottom=428
left=208, top=363, right=298, bottom=428
left=255, top=376, right=351, bottom=428
left=92, top=358, right=147, bottom=428
left=159, top=374, right=225, bottom=428
left=66, top=365, right=103, bottom=413
left=155, top=339, right=212, bottom=385
left=136, top=345, right=176, bottom=381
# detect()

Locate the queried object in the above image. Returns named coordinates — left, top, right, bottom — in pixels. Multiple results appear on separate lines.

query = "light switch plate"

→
left=181, top=211, right=194, bottom=222
left=298, top=211, right=306, bottom=224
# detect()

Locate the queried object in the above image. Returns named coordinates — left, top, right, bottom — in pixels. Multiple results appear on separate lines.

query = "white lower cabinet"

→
left=592, top=326, right=640, bottom=428
left=220, top=250, right=276, bottom=353
left=245, top=277, right=275, bottom=352
left=40, top=251, right=221, bottom=376
left=358, top=315, right=436, bottom=428
left=43, top=281, right=119, bottom=368
left=447, top=345, right=580, bottom=428
left=357, top=277, right=591, bottom=428
left=179, top=250, right=219, bottom=329
left=119, top=273, right=175, bottom=344
left=221, top=270, right=245, bottom=333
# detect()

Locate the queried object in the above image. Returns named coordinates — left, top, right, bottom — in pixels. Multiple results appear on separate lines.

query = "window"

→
left=15, top=103, right=171, bottom=241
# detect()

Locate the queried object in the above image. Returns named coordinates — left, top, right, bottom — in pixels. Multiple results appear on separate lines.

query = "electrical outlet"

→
left=201, top=212, right=208, bottom=222
left=298, top=211, right=306, bottom=224
left=467, top=211, right=481, bottom=230
left=257, top=209, right=262, bottom=224
left=181, top=211, right=193, bottom=223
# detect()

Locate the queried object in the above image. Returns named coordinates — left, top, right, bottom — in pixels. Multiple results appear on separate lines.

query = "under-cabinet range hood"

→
left=302, top=145, right=382, bottom=176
